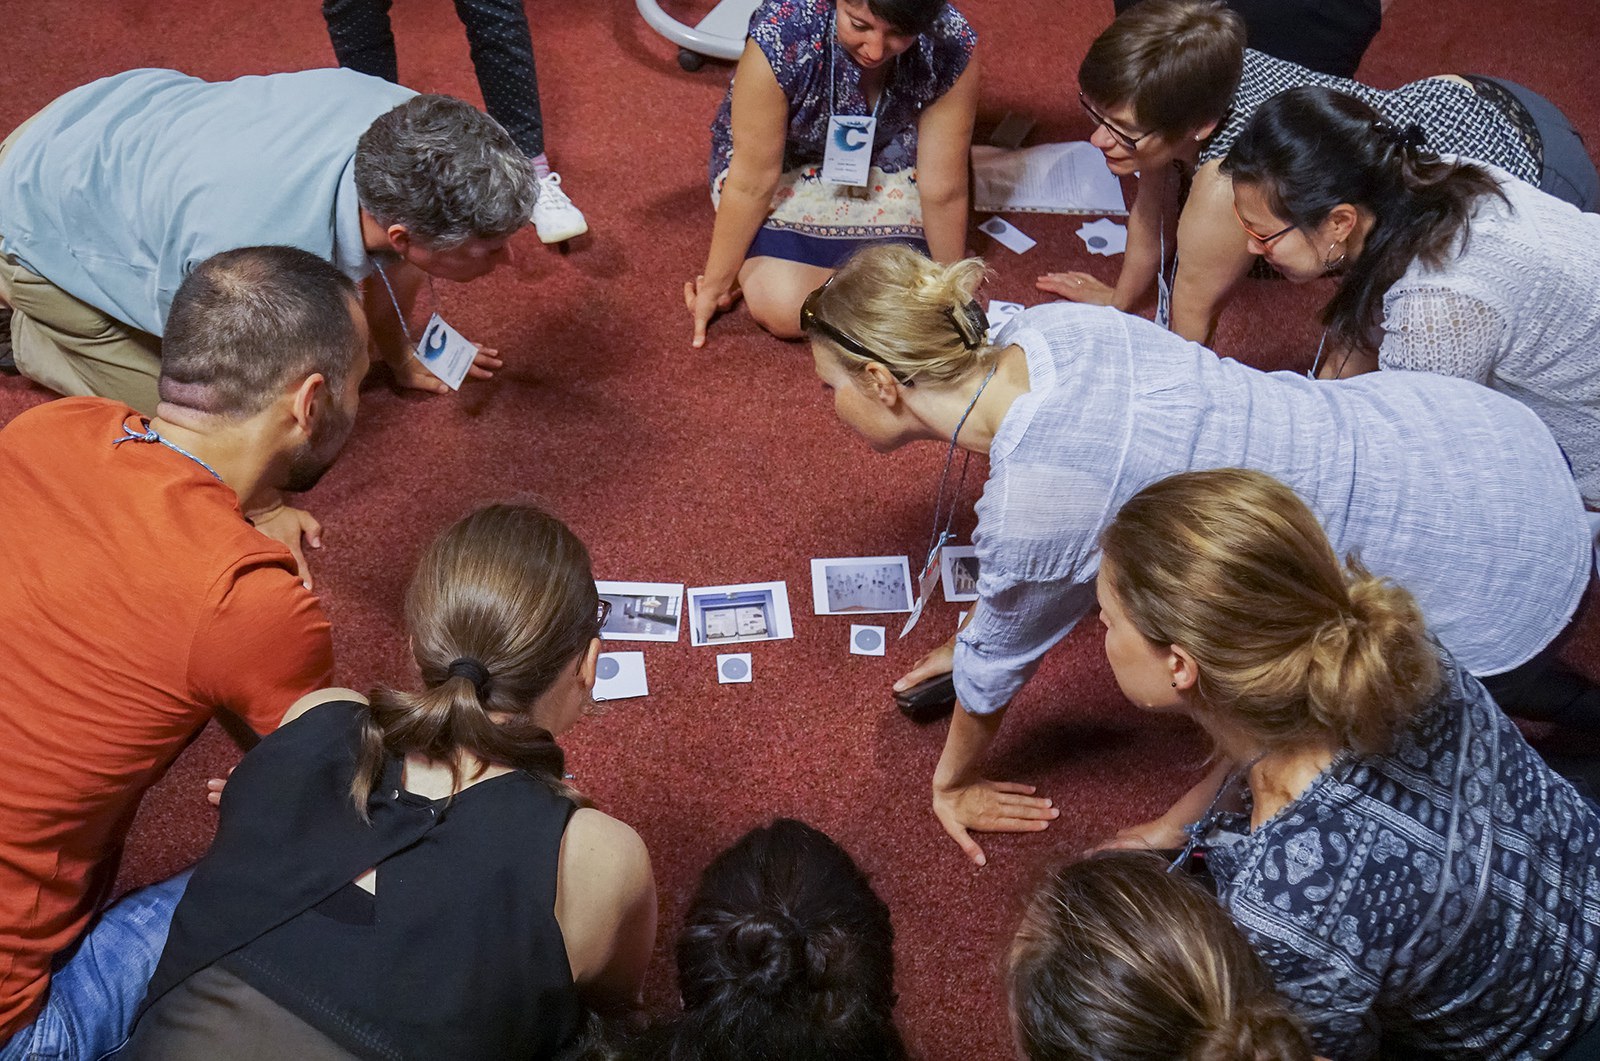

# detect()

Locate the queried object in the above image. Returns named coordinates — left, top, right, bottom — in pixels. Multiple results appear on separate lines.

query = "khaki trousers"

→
left=0, top=110, right=163, bottom=415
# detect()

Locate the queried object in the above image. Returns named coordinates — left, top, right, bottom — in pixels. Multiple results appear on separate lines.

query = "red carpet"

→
left=2, top=2, right=1597, bottom=1056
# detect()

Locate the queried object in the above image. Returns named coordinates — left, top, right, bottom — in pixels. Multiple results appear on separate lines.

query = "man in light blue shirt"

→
left=0, top=68, right=534, bottom=410
left=0, top=68, right=536, bottom=579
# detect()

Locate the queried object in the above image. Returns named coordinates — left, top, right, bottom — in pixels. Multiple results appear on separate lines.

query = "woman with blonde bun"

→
left=1093, top=468, right=1600, bottom=1058
left=1008, top=852, right=1316, bottom=1061
left=802, top=242, right=1590, bottom=868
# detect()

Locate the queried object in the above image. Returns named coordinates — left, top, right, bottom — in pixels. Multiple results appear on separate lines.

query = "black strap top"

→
left=139, top=701, right=580, bottom=1060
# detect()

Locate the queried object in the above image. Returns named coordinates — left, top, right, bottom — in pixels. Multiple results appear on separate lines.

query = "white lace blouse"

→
left=1379, top=165, right=1600, bottom=506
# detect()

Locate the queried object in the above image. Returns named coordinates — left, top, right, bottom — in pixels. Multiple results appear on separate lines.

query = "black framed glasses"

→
left=1232, top=202, right=1296, bottom=247
left=594, top=597, right=612, bottom=636
left=1078, top=92, right=1152, bottom=153
left=800, top=278, right=915, bottom=385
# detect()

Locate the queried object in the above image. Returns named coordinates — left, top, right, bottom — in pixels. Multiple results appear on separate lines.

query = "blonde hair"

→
left=1099, top=469, right=1440, bottom=756
left=1008, top=853, right=1314, bottom=1061
left=807, top=244, right=997, bottom=386
left=350, top=503, right=597, bottom=817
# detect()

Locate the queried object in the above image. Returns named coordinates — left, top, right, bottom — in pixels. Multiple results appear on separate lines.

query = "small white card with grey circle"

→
left=716, top=653, right=753, bottom=684
left=594, top=652, right=648, bottom=700
left=849, top=625, right=886, bottom=656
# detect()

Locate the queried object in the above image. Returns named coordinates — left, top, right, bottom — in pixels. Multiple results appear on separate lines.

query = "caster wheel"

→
left=678, top=48, right=706, bottom=72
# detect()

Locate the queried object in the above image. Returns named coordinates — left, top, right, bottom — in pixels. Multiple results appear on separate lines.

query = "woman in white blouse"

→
left=800, top=242, right=1591, bottom=865
left=1225, top=86, right=1600, bottom=508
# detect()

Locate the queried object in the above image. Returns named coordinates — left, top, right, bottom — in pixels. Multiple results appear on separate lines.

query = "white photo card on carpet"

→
left=809, top=556, right=914, bottom=615
left=596, top=581, right=684, bottom=642
left=686, top=581, right=794, bottom=647
left=940, top=545, right=980, bottom=602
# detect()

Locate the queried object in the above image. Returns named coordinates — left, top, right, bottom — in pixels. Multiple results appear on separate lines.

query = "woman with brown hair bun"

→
left=1093, top=468, right=1600, bottom=1057
left=122, top=503, right=657, bottom=1060
left=1008, top=852, right=1315, bottom=1061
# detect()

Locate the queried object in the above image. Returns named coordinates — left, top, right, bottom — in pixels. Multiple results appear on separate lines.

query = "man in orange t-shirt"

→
left=0, top=246, right=369, bottom=1057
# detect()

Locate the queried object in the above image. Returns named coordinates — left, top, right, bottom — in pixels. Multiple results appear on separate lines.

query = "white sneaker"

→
left=532, top=173, right=588, bottom=243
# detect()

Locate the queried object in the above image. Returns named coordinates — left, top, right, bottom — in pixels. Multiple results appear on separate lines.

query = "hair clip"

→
left=945, top=300, right=989, bottom=350
left=1372, top=119, right=1428, bottom=153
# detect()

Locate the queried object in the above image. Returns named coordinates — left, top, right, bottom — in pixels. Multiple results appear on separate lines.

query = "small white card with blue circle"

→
left=716, top=653, right=753, bottom=684
left=849, top=625, right=887, bottom=656
left=594, top=652, right=648, bottom=701
left=412, top=313, right=478, bottom=391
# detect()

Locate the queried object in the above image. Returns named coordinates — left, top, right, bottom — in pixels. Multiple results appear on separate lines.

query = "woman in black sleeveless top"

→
left=122, top=503, right=657, bottom=1061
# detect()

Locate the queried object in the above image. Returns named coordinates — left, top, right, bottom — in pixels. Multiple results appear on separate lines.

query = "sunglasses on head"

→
left=800, top=277, right=991, bottom=385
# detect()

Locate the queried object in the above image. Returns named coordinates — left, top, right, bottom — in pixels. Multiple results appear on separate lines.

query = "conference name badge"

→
left=823, top=115, right=876, bottom=187
left=413, top=313, right=478, bottom=391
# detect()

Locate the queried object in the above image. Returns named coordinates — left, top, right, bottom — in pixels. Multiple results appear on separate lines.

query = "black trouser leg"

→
left=451, top=0, right=545, bottom=157
left=322, top=0, right=400, bottom=83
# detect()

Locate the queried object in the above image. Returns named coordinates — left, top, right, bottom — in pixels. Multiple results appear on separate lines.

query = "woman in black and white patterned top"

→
left=1037, top=0, right=1592, bottom=348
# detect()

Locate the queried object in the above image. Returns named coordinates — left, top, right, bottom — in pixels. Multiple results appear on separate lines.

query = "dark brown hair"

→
left=350, top=503, right=598, bottom=817
left=1009, top=853, right=1314, bottom=1061
left=160, top=245, right=362, bottom=418
left=1222, top=86, right=1506, bottom=353
left=1079, top=0, right=1244, bottom=138
left=643, top=819, right=905, bottom=1061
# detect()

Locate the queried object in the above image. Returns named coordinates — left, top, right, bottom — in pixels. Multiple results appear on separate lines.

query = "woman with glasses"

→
left=801, top=242, right=1592, bottom=867
left=1092, top=468, right=1600, bottom=1058
left=122, top=503, right=656, bottom=1060
left=1223, top=86, right=1600, bottom=509
left=1038, top=0, right=1594, bottom=347
left=684, top=0, right=979, bottom=348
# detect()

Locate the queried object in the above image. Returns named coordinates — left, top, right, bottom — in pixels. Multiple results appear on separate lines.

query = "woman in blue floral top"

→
left=1093, top=467, right=1600, bottom=1059
left=684, top=0, right=978, bottom=347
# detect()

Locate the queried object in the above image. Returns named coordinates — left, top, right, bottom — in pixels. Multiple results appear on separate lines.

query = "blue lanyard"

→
left=112, top=420, right=224, bottom=483
left=922, top=362, right=999, bottom=569
left=371, top=259, right=440, bottom=349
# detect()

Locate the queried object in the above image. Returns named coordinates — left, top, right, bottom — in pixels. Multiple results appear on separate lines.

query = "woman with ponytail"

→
left=122, top=504, right=657, bottom=1060
left=1008, top=852, right=1316, bottom=1061
left=1040, top=0, right=1595, bottom=346
left=803, top=241, right=1592, bottom=867
left=1092, top=468, right=1600, bottom=1058
left=1225, top=86, right=1600, bottom=509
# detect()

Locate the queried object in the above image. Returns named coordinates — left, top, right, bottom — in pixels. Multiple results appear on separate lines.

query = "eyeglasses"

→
left=1079, top=92, right=1152, bottom=153
left=595, top=597, right=612, bottom=635
left=1232, top=202, right=1296, bottom=247
left=800, top=278, right=915, bottom=385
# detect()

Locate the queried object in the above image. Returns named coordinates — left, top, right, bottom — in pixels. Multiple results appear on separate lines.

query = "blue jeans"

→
left=0, top=871, right=190, bottom=1061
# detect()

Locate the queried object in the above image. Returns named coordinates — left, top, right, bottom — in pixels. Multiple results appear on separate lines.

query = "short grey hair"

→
left=354, top=95, right=537, bottom=249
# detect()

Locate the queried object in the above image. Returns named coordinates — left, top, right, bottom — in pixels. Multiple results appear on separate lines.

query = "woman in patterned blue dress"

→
left=1093, top=467, right=1600, bottom=1058
left=684, top=0, right=979, bottom=347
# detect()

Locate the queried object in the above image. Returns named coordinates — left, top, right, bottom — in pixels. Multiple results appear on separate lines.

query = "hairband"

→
left=446, top=656, right=493, bottom=699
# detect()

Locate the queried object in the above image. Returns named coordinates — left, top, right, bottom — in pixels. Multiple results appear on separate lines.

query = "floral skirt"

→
left=712, top=164, right=928, bottom=269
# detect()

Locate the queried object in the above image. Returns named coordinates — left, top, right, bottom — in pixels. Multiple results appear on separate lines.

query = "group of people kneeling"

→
left=3, top=0, right=1599, bottom=1056
left=95, top=452, right=1600, bottom=1059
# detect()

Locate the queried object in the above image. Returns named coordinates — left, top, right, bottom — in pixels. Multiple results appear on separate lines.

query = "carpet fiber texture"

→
left=2, top=1, right=1597, bottom=1055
